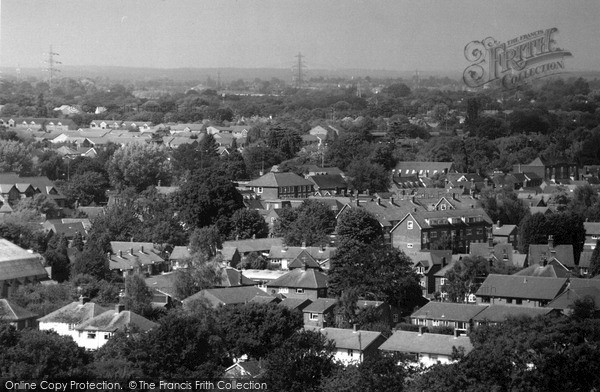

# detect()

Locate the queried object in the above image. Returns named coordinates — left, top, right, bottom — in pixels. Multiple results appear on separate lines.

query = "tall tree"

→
left=107, top=143, right=173, bottom=191
left=122, top=274, right=153, bottom=316
left=336, top=208, right=383, bottom=245
left=590, top=239, right=600, bottom=277
left=280, top=200, right=336, bottom=246
left=442, top=256, right=489, bottom=302
left=228, top=209, right=269, bottom=240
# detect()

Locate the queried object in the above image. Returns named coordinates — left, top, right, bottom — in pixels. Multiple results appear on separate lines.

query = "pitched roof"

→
left=169, top=246, right=191, bottom=260
left=287, top=250, right=321, bottom=269
left=0, top=239, right=48, bottom=281
left=394, top=161, right=454, bottom=177
left=308, top=174, right=347, bottom=190
left=472, top=304, right=554, bottom=322
left=145, top=273, right=179, bottom=299
left=585, top=222, right=600, bottom=236
left=547, top=287, right=600, bottom=310
left=493, top=224, right=518, bottom=237
left=267, top=268, right=328, bottom=289
left=317, top=327, right=384, bottom=351
left=182, top=286, right=273, bottom=307
left=246, top=172, right=313, bottom=188
left=513, top=261, right=570, bottom=278
left=76, top=309, right=157, bottom=332
left=569, top=278, right=600, bottom=291
left=528, top=244, right=575, bottom=268
left=217, top=268, right=255, bottom=287
left=476, top=274, right=568, bottom=300
left=379, top=330, right=473, bottom=356
left=279, top=297, right=312, bottom=311
left=109, top=242, right=164, bottom=271
left=411, top=302, right=487, bottom=322
left=0, top=299, right=37, bottom=321
left=38, top=300, right=109, bottom=324
left=222, top=238, right=284, bottom=254
left=303, top=298, right=337, bottom=313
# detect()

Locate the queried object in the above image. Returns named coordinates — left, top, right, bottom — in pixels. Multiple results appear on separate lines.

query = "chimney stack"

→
left=548, top=235, right=554, bottom=249
left=140, top=245, right=144, bottom=253
left=79, top=295, right=89, bottom=305
left=353, top=323, right=358, bottom=332
left=390, top=196, right=394, bottom=205
left=129, top=247, right=134, bottom=255
left=488, top=234, right=494, bottom=249
left=301, top=241, right=306, bottom=249
left=496, top=220, right=501, bottom=228
left=115, top=304, right=125, bottom=313
left=377, top=197, right=381, bottom=206
left=119, top=250, right=122, bottom=258
left=454, top=328, right=459, bottom=339
left=418, top=326, right=424, bottom=336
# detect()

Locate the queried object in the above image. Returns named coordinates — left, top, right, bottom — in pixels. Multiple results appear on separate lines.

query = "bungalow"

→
left=476, top=274, right=568, bottom=307
left=268, top=245, right=336, bottom=270
left=379, top=329, right=473, bottom=367
left=314, top=326, right=386, bottom=365
left=74, top=304, right=158, bottom=350
left=410, top=301, right=487, bottom=334
left=221, top=237, right=284, bottom=258
left=169, top=246, right=191, bottom=270
left=393, top=161, right=455, bottom=178
left=223, top=360, right=264, bottom=379
left=0, top=299, right=38, bottom=330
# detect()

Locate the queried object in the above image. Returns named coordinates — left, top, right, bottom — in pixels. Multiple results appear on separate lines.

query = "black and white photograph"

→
left=1, top=1, right=600, bottom=390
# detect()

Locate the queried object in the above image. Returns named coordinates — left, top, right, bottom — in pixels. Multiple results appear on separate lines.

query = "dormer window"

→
left=407, top=221, right=414, bottom=230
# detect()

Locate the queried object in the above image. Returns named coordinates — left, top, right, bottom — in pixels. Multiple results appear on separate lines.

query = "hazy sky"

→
left=1, top=0, right=600, bottom=72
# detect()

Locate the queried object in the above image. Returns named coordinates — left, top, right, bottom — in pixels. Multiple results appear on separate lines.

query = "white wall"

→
left=74, top=330, right=113, bottom=350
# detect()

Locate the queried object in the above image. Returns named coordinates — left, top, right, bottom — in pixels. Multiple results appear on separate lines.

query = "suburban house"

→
left=268, top=245, right=336, bottom=270
left=0, top=173, right=67, bottom=208
left=513, top=259, right=571, bottom=278
left=578, top=251, right=593, bottom=277
left=584, top=222, right=600, bottom=250
left=222, top=360, right=265, bottom=379
left=492, top=221, right=519, bottom=248
left=312, top=326, right=386, bottom=365
left=215, top=267, right=256, bottom=288
left=108, top=242, right=165, bottom=277
left=528, top=236, right=576, bottom=271
left=278, top=297, right=312, bottom=312
left=547, top=279, right=600, bottom=314
left=412, top=250, right=452, bottom=297
left=182, top=286, right=273, bottom=309
left=246, top=171, right=314, bottom=200
left=379, top=329, right=473, bottom=367
left=410, top=301, right=487, bottom=335
left=469, top=240, right=527, bottom=269
left=38, top=297, right=109, bottom=340
left=390, top=208, right=493, bottom=255
left=0, top=239, right=48, bottom=297
left=0, top=299, right=38, bottom=330
left=476, top=274, right=568, bottom=307
left=168, top=246, right=192, bottom=269
left=302, top=298, right=337, bottom=328
left=74, top=304, right=158, bottom=350
left=266, top=266, right=328, bottom=300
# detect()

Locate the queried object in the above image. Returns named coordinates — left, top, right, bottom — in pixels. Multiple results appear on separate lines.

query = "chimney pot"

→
left=129, top=247, right=133, bottom=255
left=548, top=235, right=554, bottom=249
left=496, top=220, right=501, bottom=228
left=119, top=250, right=122, bottom=258
left=353, top=323, right=358, bottom=332
left=301, top=241, right=306, bottom=249
left=140, top=245, right=144, bottom=253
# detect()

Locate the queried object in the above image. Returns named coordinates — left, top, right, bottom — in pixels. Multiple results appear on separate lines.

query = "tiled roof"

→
left=585, top=222, right=600, bottom=236
left=109, top=242, right=164, bottom=271
left=249, top=295, right=280, bottom=304
left=287, top=250, right=321, bottom=269
left=169, top=246, right=191, bottom=260
left=394, top=161, right=454, bottom=177
left=513, top=262, right=570, bottom=278
left=569, top=278, right=600, bottom=291
left=38, top=301, right=109, bottom=324
left=547, top=287, right=600, bottom=310
left=267, top=268, right=328, bottom=289
left=219, top=246, right=239, bottom=261
left=76, top=309, right=157, bottom=332
left=0, top=299, right=37, bottom=321
left=222, top=238, right=284, bottom=254
left=472, top=304, right=554, bottom=322
left=183, top=286, right=273, bottom=307
left=302, top=298, right=337, bottom=313
left=379, top=330, right=473, bottom=356
left=246, top=172, right=313, bottom=188
left=145, top=273, right=179, bottom=299
left=317, top=327, right=384, bottom=351
left=493, top=224, right=517, bottom=237
left=579, top=251, right=593, bottom=268
left=308, top=174, right=347, bottom=190
left=77, top=206, right=105, bottom=218
left=217, top=268, right=255, bottom=287
left=279, top=297, right=312, bottom=310
left=476, top=274, right=567, bottom=300
left=528, top=244, right=575, bottom=268
left=0, top=239, right=47, bottom=280
left=269, top=246, right=335, bottom=261
left=411, top=302, right=487, bottom=322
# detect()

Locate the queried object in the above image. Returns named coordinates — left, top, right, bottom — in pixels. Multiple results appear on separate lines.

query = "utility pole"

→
left=293, top=52, right=306, bottom=88
left=45, top=45, right=61, bottom=89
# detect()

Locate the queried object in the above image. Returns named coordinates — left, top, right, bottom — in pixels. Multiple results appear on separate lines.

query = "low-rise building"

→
left=313, top=326, right=386, bottom=365
left=38, top=297, right=109, bottom=340
left=476, top=274, right=568, bottom=307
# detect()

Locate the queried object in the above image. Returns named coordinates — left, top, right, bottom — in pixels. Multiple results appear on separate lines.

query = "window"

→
left=68, top=324, right=74, bottom=331
left=407, top=243, right=413, bottom=249
left=104, top=333, right=111, bottom=340
left=516, top=299, right=523, bottom=305
left=440, top=204, right=447, bottom=210
left=310, top=313, right=319, bottom=321
left=440, top=278, right=445, bottom=285
left=430, top=231, right=437, bottom=238
left=430, top=354, right=438, bottom=361
left=407, top=221, right=414, bottom=230
left=255, top=187, right=263, bottom=194
left=87, top=332, right=96, bottom=339
left=278, top=287, right=289, bottom=294
left=347, top=349, right=354, bottom=357
left=296, top=288, right=304, bottom=294
left=507, top=298, right=512, bottom=304
left=393, top=314, right=399, bottom=323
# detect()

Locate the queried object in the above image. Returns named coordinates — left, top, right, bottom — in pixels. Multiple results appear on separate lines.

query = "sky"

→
left=1, top=0, right=600, bottom=73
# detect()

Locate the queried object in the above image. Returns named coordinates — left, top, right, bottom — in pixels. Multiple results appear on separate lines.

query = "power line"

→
left=44, top=45, right=61, bottom=88
left=292, top=52, right=307, bottom=88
